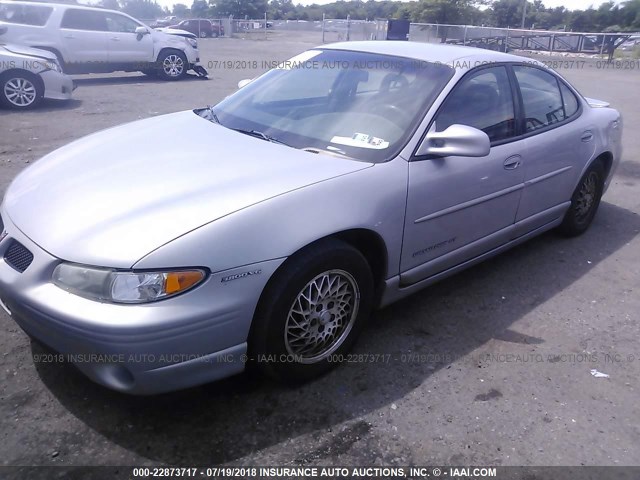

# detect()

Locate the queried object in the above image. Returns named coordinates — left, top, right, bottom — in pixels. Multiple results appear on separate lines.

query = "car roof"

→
left=0, top=0, right=120, bottom=14
left=321, top=41, right=538, bottom=67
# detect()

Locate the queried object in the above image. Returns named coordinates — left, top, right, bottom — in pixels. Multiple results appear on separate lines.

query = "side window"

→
left=514, top=66, right=567, bottom=132
left=559, top=81, right=579, bottom=118
left=105, top=13, right=140, bottom=33
left=0, top=3, right=52, bottom=26
left=435, top=66, right=516, bottom=143
left=61, top=9, right=108, bottom=31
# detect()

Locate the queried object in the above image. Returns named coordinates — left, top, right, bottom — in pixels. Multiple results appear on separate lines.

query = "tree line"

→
left=85, top=0, right=640, bottom=32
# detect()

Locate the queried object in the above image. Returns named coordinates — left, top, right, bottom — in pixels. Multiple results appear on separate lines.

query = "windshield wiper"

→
left=196, top=105, right=221, bottom=124
left=196, top=108, right=290, bottom=147
left=205, top=105, right=221, bottom=124
left=231, top=128, right=290, bottom=147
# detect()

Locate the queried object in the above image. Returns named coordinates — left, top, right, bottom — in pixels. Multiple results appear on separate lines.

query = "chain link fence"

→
left=409, top=23, right=638, bottom=60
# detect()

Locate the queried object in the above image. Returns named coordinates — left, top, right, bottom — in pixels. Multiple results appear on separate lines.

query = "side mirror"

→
left=416, top=124, right=490, bottom=158
left=237, top=78, right=253, bottom=89
left=135, top=26, right=149, bottom=35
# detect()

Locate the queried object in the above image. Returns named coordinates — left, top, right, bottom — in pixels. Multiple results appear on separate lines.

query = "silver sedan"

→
left=0, top=42, right=622, bottom=394
left=0, top=42, right=74, bottom=109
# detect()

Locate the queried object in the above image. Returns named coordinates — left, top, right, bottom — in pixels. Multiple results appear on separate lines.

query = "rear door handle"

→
left=581, top=131, right=594, bottom=142
left=503, top=155, right=521, bottom=170
left=110, top=37, right=120, bottom=41
left=63, top=34, right=75, bottom=39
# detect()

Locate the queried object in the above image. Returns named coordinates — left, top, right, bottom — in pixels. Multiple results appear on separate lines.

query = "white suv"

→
left=0, top=1, right=202, bottom=80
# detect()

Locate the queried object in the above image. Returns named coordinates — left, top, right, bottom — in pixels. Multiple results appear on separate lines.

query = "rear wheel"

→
left=199, top=30, right=208, bottom=38
left=0, top=71, right=43, bottom=109
left=157, top=50, right=188, bottom=81
left=250, top=239, right=373, bottom=382
left=557, top=160, right=605, bottom=236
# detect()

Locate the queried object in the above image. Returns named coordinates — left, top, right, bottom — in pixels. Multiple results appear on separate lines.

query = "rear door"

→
left=511, top=65, right=594, bottom=236
left=59, top=9, right=109, bottom=64
left=104, top=12, right=153, bottom=64
left=400, top=65, right=526, bottom=285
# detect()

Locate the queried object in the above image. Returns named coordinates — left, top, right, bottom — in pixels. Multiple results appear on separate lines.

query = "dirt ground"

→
left=1, top=32, right=639, bottom=472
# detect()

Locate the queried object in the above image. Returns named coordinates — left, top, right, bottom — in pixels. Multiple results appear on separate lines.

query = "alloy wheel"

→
left=4, top=77, right=37, bottom=107
left=162, top=55, right=184, bottom=77
left=284, top=269, right=360, bottom=363
left=575, top=171, right=598, bottom=222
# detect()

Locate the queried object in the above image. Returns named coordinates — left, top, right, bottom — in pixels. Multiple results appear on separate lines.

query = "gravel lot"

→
left=1, top=32, right=639, bottom=472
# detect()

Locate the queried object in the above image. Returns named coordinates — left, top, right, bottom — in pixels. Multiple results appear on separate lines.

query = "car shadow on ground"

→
left=32, top=201, right=640, bottom=465
left=71, top=73, right=207, bottom=87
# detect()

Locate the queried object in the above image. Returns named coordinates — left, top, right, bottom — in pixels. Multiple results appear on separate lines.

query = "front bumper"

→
left=40, top=69, right=75, bottom=101
left=0, top=209, right=284, bottom=394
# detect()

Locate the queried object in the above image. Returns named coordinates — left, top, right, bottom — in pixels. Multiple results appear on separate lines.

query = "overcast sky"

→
left=152, top=0, right=617, bottom=13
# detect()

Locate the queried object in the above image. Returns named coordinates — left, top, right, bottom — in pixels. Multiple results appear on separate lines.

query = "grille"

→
left=4, top=240, right=34, bottom=273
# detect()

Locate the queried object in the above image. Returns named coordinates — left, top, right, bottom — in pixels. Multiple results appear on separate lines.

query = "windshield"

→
left=207, top=49, right=453, bottom=162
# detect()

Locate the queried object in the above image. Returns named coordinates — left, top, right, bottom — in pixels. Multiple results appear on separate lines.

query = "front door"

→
left=401, top=65, right=525, bottom=285
left=104, top=12, right=153, bottom=64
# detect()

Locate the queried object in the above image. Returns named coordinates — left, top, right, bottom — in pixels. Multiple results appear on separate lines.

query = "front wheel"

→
left=250, top=239, right=374, bottom=382
left=0, top=71, right=43, bottom=109
left=557, top=160, right=605, bottom=237
left=157, top=50, right=188, bottom=81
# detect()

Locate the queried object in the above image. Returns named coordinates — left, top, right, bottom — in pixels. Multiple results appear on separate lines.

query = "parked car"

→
left=0, top=1, right=202, bottom=80
left=0, top=42, right=622, bottom=394
left=167, top=19, right=224, bottom=38
left=0, top=41, right=74, bottom=109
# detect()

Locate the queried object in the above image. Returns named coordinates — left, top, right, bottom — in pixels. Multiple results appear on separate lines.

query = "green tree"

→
left=172, top=3, right=190, bottom=16
left=121, top=0, right=164, bottom=19
left=191, top=0, right=208, bottom=16
left=99, top=0, right=121, bottom=10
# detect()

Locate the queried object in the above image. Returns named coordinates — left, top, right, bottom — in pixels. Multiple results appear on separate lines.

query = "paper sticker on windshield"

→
left=330, top=133, right=389, bottom=150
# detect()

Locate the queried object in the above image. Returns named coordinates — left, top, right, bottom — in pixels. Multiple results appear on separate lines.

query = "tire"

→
left=250, top=239, right=374, bottom=382
left=157, top=50, right=188, bottom=81
left=0, top=71, right=43, bottom=109
left=199, top=30, right=208, bottom=38
left=212, top=31, right=219, bottom=38
left=557, top=160, right=605, bottom=237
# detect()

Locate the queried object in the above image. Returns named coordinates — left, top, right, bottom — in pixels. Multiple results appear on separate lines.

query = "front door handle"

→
left=503, top=155, right=521, bottom=170
left=63, top=34, right=75, bottom=39
left=581, top=131, right=594, bottom=142
left=110, top=37, right=120, bottom=41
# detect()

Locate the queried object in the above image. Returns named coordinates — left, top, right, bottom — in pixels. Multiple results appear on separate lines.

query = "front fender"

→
left=134, top=157, right=409, bottom=279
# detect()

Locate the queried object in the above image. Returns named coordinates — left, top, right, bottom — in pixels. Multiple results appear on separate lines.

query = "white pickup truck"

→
left=0, top=1, right=203, bottom=80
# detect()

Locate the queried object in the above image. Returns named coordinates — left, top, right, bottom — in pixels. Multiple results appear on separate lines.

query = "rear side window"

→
left=435, top=66, right=516, bottom=143
left=514, top=66, right=571, bottom=132
left=559, top=81, right=579, bottom=118
left=0, top=3, right=52, bottom=26
left=61, top=9, right=108, bottom=31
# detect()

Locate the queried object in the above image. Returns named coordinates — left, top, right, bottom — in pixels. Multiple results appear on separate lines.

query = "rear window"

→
left=0, top=3, right=52, bottom=26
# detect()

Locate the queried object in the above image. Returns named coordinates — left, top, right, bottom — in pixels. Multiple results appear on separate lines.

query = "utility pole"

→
left=521, top=0, right=527, bottom=29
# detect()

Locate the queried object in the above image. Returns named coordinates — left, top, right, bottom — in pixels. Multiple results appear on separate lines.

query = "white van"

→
left=0, top=1, right=202, bottom=80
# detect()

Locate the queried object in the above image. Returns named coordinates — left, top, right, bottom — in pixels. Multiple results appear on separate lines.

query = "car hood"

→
left=4, top=111, right=371, bottom=268
left=155, top=27, right=196, bottom=38
left=1, top=43, right=57, bottom=61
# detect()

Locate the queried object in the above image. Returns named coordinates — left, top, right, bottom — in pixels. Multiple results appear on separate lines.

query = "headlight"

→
left=186, top=37, right=198, bottom=49
left=52, top=263, right=206, bottom=304
left=50, top=59, right=63, bottom=73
